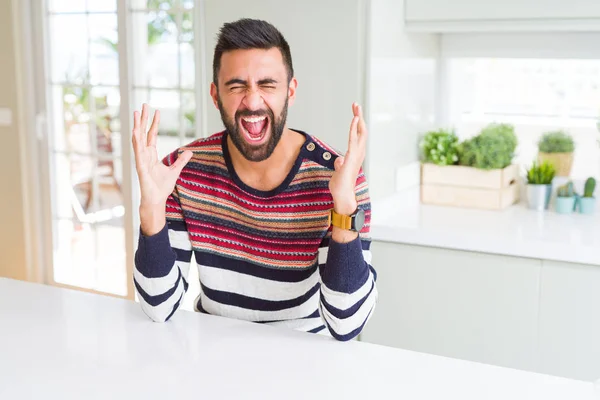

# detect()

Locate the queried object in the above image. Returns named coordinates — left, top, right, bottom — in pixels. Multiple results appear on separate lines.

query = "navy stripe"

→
left=285, top=180, right=330, bottom=192
left=200, top=281, right=320, bottom=312
left=320, top=280, right=375, bottom=319
left=370, top=265, right=377, bottom=282
left=166, top=219, right=187, bottom=232
left=165, top=292, right=184, bottom=322
left=196, top=298, right=209, bottom=314
left=135, top=225, right=177, bottom=278
left=325, top=305, right=375, bottom=342
left=196, top=252, right=318, bottom=282
left=184, top=159, right=231, bottom=178
left=308, top=325, right=326, bottom=334
left=320, top=236, right=371, bottom=293
left=320, top=237, right=372, bottom=250
left=134, top=268, right=182, bottom=307
left=257, top=308, right=321, bottom=324
left=173, top=247, right=193, bottom=262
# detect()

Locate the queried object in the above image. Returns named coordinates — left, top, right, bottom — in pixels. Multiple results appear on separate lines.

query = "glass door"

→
left=39, top=0, right=200, bottom=301
left=44, top=0, right=129, bottom=297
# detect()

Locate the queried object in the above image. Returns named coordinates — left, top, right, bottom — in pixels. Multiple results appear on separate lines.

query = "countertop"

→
left=0, top=278, right=596, bottom=399
left=370, top=187, right=600, bottom=266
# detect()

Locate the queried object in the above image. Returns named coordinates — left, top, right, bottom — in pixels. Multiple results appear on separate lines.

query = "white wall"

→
left=366, top=0, right=438, bottom=200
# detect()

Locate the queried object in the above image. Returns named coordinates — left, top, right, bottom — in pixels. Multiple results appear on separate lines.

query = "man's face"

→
left=211, top=48, right=296, bottom=162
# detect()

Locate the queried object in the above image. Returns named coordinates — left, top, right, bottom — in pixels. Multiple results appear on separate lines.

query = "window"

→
left=444, top=58, right=600, bottom=180
left=43, top=0, right=200, bottom=299
left=130, top=0, right=197, bottom=160
left=47, top=0, right=127, bottom=295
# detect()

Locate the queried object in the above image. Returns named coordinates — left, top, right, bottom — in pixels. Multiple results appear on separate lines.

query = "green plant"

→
left=584, top=177, right=596, bottom=198
left=557, top=181, right=575, bottom=197
left=419, top=129, right=459, bottom=166
left=526, top=160, right=556, bottom=185
left=538, top=130, right=575, bottom=153
left=458, top=123, right=518, bottom=170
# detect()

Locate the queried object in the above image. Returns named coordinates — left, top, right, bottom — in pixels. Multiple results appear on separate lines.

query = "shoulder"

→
left=296, top=129, right=342, bottom=172
left=162, top=131, right=225, bottom=166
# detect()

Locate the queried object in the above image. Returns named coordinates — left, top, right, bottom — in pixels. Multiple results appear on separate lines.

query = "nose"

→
left=242, top=87, right=264, bottom=111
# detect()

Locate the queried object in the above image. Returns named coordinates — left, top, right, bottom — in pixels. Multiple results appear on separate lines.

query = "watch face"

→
left=353, top=209, right=366, bottom=231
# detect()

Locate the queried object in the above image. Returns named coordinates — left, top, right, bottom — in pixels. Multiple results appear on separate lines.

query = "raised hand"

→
left=329, top=102, right=368, bottom=216
left=132, top=104, right=192, bottom=235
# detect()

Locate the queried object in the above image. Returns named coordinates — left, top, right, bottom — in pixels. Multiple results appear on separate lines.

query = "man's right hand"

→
left=132, top=103, right=193, bottom=236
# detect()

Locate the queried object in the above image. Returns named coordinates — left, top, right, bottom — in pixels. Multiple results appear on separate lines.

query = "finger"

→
left=357, top=104, right=368, bottom=145
left=170, top=150, right=193, bottom=173
left=348, top=115, right=359, bottom=152
left=140, top=103, right=149, bottom=141
left=133, top=110, right=140, bottom=131
left=334, top=156, right=345, bottom=172
left=352, top=102, right=358, bottom=117
left=132, top=111, right=142, bottom=151
left=147, top=110, right=160, bottom=147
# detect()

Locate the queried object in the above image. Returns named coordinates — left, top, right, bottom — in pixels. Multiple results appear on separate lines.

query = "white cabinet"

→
left=537, top=260, right=600, bottom=381
left=404, top=0, right=600, bottom=32
left=361, top=241, right=541, bottom=372
left=361, top=241, right=600, bottom=381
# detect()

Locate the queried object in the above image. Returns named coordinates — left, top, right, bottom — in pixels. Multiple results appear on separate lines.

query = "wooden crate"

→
left=420, top=163, right=520, bottom=210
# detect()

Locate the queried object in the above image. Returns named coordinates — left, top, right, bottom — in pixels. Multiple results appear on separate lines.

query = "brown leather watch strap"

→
left=330, top=209, right=353, bottom=230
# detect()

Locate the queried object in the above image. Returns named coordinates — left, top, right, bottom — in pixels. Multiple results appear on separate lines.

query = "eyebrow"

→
left=224, top=78, right=279, bottom=86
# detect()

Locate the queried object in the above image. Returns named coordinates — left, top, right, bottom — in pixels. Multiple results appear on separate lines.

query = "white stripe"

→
left=169, top=229, right=192, bottom=251
left=320, top=288, right=378, bottom=336
left=138, top=277, right=186, bottom=322
left=134, top=261, right=191, bottom=296
left=199, top=288, right=320, bottom=322
left=134, top=262, right=177, bottom=295
left=320, top=271, right=375, bottom=310
left=198, top=264, right=319, bottom=302
left=318, top=247, right=372, bottom=265
left=264, top=317, right=324, bottom=332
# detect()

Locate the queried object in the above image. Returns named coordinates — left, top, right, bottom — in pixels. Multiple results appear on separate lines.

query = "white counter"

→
left=370, top=188, right=600, bottom=266
left=0, top=278, right=597, bottom=399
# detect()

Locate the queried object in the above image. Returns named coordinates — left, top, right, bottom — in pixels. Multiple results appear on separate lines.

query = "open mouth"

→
left=240, top=115, right=269, bottom=144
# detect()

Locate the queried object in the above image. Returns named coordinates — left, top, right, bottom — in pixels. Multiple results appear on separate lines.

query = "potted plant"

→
left=458, top=123, right=517, bottom=170
left=419, top=128, right=459, bottom=166
left=420, top=123, right=520, bottom=210
left=526, top=160, right=555, bottom=211
left=555, top=181, right=576, bottom=214
left=537, top=130, right=575, bottom=177
left=578, top=177, right=596, bottom=214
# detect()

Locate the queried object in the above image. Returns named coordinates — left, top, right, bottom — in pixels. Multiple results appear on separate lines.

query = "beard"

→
left=217, top=95, right=289, bottom=162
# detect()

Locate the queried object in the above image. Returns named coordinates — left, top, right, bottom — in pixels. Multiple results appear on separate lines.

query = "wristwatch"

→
left=330, top=207, right=366, bottom=232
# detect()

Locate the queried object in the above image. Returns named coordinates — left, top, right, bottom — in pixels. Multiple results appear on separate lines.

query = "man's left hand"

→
left=329, top=102, right=368, bottom=216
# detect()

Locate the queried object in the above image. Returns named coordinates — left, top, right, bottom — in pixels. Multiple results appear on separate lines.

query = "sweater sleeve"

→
left=318, top=169, right=378, bottom=341
left=133, top=151, right=194, bottom=322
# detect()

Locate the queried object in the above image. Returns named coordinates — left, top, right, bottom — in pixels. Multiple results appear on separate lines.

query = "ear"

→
left=287, top=77, right=298, bottom=107
left=210, top=82, right=219, bottom=109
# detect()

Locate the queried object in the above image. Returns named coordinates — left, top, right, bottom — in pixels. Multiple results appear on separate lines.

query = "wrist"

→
left=139, top=203, right=166, bottom=236
left=333, top=196, right=358, bottom=216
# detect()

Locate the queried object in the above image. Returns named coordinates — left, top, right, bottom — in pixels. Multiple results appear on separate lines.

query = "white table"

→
left=0, top=278, right=596, bottom=400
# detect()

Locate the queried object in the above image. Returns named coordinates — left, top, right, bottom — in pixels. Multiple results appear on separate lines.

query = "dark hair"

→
left=212, top=18, right=294, bottom=86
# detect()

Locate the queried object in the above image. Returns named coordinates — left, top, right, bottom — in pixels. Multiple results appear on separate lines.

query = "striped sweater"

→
left=133, top=130, right=377, bottom=341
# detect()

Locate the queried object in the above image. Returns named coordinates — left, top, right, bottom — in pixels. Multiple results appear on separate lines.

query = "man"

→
left=132, top=18, right=377, bottom=341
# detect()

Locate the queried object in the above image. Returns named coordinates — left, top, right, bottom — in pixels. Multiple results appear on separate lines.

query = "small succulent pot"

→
left=555, top=196, right=576, bottom=214
left=578, top=197, right=596, bottom=215
left=527, top=184, right=552, bottom=211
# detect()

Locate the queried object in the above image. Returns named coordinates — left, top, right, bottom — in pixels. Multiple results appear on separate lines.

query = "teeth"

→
left=242, top=116, right=267, bottom=123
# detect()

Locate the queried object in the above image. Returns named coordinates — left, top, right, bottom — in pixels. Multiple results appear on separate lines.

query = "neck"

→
left=227, top=127, right=305, bottom=191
